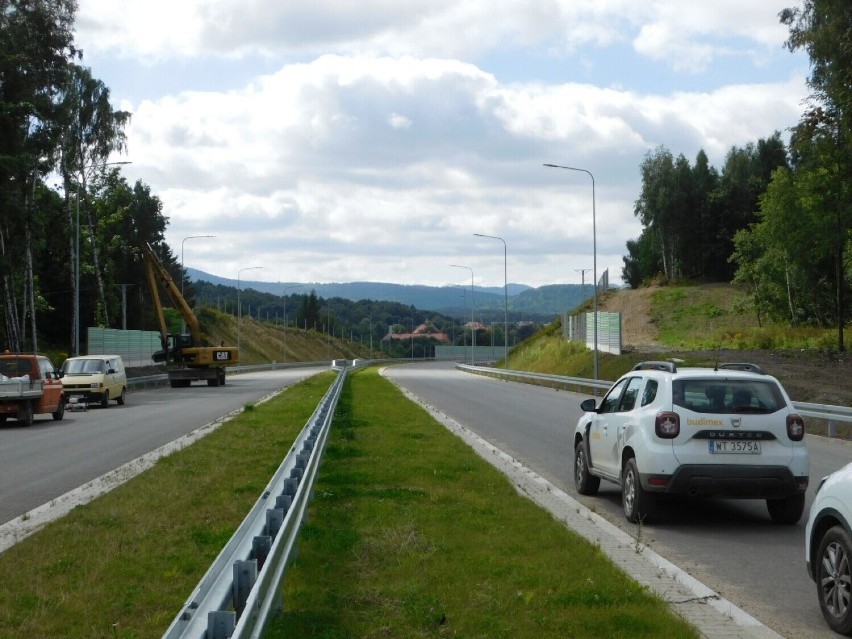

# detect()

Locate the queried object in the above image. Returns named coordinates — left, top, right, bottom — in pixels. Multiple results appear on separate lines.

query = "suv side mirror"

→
left=580, top=398, right=598, bottom=412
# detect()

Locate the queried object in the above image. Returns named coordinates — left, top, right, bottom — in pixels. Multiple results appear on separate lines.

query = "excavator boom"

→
left=141, top=243, right=203, bottom=344
left=141, top=242, right=238, bottom=387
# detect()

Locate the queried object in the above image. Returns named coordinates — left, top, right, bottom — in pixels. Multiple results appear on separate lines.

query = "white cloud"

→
left=77, top=0, right=801, bottom=69
left=74, top=0, right=809, bottom=288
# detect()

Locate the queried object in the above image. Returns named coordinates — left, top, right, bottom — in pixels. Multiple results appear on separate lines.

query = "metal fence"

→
left=433, top=344, right=506, bottom=363
left=562, top=311, right=622, bottom=356
left=86, top=327, right=162, bottom=367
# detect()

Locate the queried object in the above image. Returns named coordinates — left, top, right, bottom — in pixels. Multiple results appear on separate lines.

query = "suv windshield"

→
left=672, top=379, right=785, bottom=414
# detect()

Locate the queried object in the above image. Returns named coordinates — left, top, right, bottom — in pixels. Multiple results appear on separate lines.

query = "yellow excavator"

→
left=141, top=242, right=238, bottom=387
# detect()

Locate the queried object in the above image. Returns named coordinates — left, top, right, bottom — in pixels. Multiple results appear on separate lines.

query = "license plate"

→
left=709, top=440, right=761, bottom=454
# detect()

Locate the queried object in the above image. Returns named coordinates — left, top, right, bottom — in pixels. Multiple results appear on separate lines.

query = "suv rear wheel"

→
left=767, top=493, right=805, bottom=524
left=623, top=458, right=655, bottom=524
left=574, top=442, right=600, bottom=495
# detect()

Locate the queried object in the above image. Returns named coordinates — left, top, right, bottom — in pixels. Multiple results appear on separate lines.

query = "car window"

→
left=38, top=357, right=54, bottom=377
left=672, top=379, right=784, bottom=414
left=641, top=379, right=658, bottom=406
left=600, top=378, right=628, bottom=414
left=1, top=358, right=32, bottom=377
left=619, top=377, right=644, bottom=411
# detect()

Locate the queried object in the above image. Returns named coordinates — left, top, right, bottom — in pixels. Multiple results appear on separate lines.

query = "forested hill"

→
left=187, top=269, right=591, bottom=316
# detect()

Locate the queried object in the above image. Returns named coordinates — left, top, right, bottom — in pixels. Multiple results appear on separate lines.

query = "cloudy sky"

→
left=73, top=0, right=809, bottom=290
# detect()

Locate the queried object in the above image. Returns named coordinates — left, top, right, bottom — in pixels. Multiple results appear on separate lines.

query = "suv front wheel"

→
left=623, top=458, right=656, bottom=524
left=815, top=525, right=852, bottom=635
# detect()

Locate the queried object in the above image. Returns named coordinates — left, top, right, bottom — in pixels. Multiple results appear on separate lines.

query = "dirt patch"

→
left=597, top=286, right=662, bottom=351
left=598, top=286, right=852, bottom=406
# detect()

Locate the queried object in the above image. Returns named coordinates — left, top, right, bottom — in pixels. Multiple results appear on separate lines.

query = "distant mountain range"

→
left=187, top=268, right=597, bottom=317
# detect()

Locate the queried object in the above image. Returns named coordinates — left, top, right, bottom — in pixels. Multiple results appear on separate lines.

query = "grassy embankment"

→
left=508, top=283, right=842, bottom=380
left=0, top=368, right=697, bottom=639
left=506, top=282, right=850, bottom=436
left=196, top=307, right=385, bottom=365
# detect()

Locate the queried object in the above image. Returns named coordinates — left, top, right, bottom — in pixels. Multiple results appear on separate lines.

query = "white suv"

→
left=573, top=361, right=809, bottom=524
left=805, top=461, right=852, bottom=635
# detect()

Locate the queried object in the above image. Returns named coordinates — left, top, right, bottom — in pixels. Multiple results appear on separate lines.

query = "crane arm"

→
left=141, top=243, right=203, bottom=344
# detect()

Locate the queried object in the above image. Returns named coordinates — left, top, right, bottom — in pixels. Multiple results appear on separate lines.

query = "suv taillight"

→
left=656, top=411, right=680, bottom=439
left=786, top=414, right=805, bottom=441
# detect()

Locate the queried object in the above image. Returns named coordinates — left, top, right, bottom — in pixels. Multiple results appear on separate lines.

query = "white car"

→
left=573, top=361, right=809, bottom=524
left=806, top=461, right=852, bottom=635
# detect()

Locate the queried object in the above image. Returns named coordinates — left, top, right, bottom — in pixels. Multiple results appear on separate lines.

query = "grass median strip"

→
left=0, top=371, right=336, bottom=639
left=268, top=367, right=698, bottom=639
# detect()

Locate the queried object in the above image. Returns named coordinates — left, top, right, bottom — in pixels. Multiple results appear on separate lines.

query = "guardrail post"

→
left=829, top=420, right=836, bottom=438
left=233, top=559, right=258, bottom=614
left=266, top=508, right=285, bottom=538
left=252, top=535, right=271, bottom=570
left=208, top=611, right=235, bottom=639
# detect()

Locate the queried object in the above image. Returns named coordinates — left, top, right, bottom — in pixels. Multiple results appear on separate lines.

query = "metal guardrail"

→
left=161, top=366, right=347, bottom=639
left=458, top=364, right=852, bottom=432
left=456, top=364, right=611, bottom=394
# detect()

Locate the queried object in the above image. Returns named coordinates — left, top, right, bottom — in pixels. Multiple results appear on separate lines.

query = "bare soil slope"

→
left=598, top=285, right=852, bottom=406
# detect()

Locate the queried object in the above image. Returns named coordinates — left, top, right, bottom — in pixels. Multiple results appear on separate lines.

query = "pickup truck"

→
left=0, top=353, right=65, bottom=425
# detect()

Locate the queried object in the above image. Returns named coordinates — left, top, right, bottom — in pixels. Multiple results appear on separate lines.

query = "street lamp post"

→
left=449, top=283, right=468, bottom=363
left=574, top=268, right=591, bottom=316
left=237, top=266, right=263, bottom=357
left=543, top=163, right=598, bottom=381
left=181, top=235, right=214, bottom=334
left=451, top=264, right=475, bottom=365
left=74, top=160, right=131, bottom=356
left=280, top=284, right=304, bottom=359
left=474, top=233, right=508, bottom=367
left=181, top=235, right=215, bottom=298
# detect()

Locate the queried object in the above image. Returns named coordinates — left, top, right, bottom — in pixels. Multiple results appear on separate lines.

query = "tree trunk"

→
left=24, top=215, right=36, bottom=354
left=65, top=181, right=78, bottom=354
left=25, top=176, right=37, bottom=354
left=785, top=258, right=795, bottom=323
left=837, top=243, right=845, bottom=352
left=0, top=220, right=22, bottom=352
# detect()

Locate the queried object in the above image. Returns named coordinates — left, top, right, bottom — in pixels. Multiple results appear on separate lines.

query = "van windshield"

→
left=672, top=379, right=785, bottom=414
left=63, top=359, right=106, bottom=375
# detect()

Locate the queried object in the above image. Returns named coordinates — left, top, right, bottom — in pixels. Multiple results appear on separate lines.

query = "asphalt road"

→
left=2, top=361, right=849, bottom=638
left=383, top=361, right=852, bottom=639
left=0, top=367, right=326, bottom=526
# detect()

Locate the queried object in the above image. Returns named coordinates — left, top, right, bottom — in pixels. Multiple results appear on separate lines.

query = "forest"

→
left=1, top=1, right=849, bottom=357
left=623, top=1, right=851, bottom=351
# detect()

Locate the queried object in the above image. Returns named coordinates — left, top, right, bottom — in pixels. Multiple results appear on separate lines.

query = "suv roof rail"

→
left=632, top=361, right=677, bottom=373
left=717, top=362, right=765, bottom=375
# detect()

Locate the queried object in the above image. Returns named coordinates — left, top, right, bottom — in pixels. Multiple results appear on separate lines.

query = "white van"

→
left=61, top=355, right=127, bottom=407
